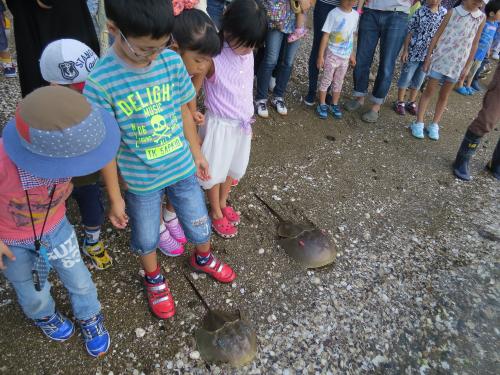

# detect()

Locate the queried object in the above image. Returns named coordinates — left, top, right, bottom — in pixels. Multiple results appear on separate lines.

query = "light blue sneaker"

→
left=455, top=86, right=471, bottom=96
left=329, top=104, right=343, bottom=119
left=80, top=313, right=110, bottom=358
left=34, top=310, right=75, bottom=342
left=427, top=123, right=440, bottom=140
left=316, top=104, right=328, bottom=119
left=411, top=122, right=425, bottom=139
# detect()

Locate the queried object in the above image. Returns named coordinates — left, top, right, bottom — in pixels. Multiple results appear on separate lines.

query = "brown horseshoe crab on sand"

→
left=254, top=194, right=337, bottom=269
left=184, top=274, right=257, bottom=367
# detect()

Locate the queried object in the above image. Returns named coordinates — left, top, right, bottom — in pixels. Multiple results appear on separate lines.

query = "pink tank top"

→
left=203, top=44, right=255, bottom=124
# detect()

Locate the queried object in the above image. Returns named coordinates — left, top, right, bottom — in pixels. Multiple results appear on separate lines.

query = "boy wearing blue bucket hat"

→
left=0, top=86, right=120, bottom=358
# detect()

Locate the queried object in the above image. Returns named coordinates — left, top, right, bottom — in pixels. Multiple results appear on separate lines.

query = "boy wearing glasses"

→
left=84, top=0, right=237, bottom=320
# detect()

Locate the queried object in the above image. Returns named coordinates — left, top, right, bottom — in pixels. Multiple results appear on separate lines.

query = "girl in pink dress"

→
left=411, top=0, right=486, bottom=140
left=198, top=0, right=267, bottom=238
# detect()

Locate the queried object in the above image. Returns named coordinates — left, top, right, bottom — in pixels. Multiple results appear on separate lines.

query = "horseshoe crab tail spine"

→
left=254, top=193, right=285, bottom=222
left=183, top=272, right=212, bottom=311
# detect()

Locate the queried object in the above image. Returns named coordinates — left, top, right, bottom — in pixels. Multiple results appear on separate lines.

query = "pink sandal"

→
left=212, top=216, right=237, bottom=238
left=221, top=206, right=241, bottom=226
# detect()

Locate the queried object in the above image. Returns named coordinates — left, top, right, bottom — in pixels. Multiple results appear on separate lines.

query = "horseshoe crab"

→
left=184, top=274, right=257, bottom=367
left=254, top=194, right=337, bottom=269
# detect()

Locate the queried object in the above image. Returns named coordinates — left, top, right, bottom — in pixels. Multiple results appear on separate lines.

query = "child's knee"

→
left=184, top=214, right=211, bottom=244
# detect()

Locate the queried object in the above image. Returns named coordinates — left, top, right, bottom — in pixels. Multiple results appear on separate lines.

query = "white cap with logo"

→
left=40, top=39, right=99, bottom=85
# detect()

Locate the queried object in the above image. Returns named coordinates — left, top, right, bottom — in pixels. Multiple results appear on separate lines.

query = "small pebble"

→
left=135, top=328, right=146, bottom=338
left=258, top=248, right=265, bottom=254
left=189, top=351, right=201, bottom=360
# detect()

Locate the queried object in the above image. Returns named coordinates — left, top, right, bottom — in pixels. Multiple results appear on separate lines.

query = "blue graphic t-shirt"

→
left=407, top=5, right=447, bottom=62
left=322, top=7, right=359, bottom=59
left=84, top=48, right=196, bottom=195
left=475, top=20, right=499, bottom=61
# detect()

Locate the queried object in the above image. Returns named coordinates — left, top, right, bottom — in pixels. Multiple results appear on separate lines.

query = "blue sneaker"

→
left=411, top=122, right=425, bottom=139
left=2, top=63, right=17, bottom=78
left=329, top=104, right=343, bottom=119
left=455, top=86, right=471, bottom=96
left=466, top=87, right=475, bottom=95
left=34, top=311, right=75, bottom=342
left=427, top=123, right=440, bottom=141
left=316, top=104, right=328, bottom=119
left=80, top=313, right=110, bottom=358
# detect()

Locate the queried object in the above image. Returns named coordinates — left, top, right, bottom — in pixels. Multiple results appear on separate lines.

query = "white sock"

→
left=163, top=208, right=177, bottom=222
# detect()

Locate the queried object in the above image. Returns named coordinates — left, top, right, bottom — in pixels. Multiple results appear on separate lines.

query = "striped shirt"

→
left=204, top=44, right=254, bottom=123
left=84, top=47, right=196, bottom=194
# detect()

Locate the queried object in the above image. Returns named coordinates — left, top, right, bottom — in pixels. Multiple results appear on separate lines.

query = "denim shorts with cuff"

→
left=125, top=174, right=211, bottom=256
left=398, top=61, right=426, bottom=90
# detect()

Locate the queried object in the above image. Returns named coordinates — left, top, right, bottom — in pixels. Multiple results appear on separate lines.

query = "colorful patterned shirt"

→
left=407, top=5, right=447, bottom=62
left=84, top=48, right=196, bottom=195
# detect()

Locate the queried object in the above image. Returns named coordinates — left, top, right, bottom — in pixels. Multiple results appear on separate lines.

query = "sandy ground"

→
left=0, top=36, right=499, bottom=374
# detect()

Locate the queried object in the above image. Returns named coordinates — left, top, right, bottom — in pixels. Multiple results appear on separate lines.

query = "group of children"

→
left=0, top=0, right=267, bottom=358
left=1, top=0, right=499, bottom=360
left=313, top=0, right=500, bottom=142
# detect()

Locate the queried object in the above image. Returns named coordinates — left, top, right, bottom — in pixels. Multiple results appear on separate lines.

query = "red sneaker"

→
left=221, top=206, right=240, bottom=226
left=143, top=279, right=176, bottom=319
left=189, top=253, right=236, bottom=283
left=231, top=178, right=239, bottom=187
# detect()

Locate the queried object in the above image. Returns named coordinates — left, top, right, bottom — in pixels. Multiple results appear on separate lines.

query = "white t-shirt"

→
left=322, top=8, right=359, bottom=59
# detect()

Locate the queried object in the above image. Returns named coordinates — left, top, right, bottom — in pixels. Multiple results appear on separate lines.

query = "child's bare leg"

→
left=432, top=81, right=454, bottom=124
left=408, top=88, right=419, bottom=103
left=207, top=183, right=222, bottom=219
left=219, top=176, right=233, bottom=209
left=332, top=91, right=341, bottom=105
left=141, top=252, right=159, bottom=273
left=318, top=90, right=328, bottom=104
left=397, top=87, right=407, bottom=103
left=416, top=78, right=439, bottom=123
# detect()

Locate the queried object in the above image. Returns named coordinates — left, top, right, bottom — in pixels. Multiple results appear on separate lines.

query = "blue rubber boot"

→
left=34, top=311, right=75, bottom=342
left=80, top=313, right=110, bottom=358
left=453, top=130, right=481, bottom=181
left=486, top=138, right=500, bottom=180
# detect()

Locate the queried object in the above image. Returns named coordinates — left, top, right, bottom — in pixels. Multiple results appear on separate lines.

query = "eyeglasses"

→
left=119, top=30, right=173, bottom=58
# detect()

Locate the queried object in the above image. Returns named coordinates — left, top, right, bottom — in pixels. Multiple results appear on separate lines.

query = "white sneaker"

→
left=492, top=51, right=500, bottom=60
left=271, top=97, right=288, bottom=116
left=269, top=76, right=276, bottom=92
left=256, top=100, right=269, bottom=118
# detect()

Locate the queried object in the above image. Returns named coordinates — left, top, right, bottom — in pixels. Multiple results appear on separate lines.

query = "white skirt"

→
left=199, top=112, right=252, bottom=190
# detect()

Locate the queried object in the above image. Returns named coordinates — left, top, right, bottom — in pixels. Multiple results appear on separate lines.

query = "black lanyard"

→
left=25, top=185, right=57, bottom=252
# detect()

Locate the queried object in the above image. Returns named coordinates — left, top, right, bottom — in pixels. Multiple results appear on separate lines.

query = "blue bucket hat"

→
left=3, top=86, right=120, bottom=179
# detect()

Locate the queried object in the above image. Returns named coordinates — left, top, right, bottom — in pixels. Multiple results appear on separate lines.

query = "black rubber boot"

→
left=486, top=138, right=500, bottom=180
left=453, top=130, right=481, bottom=181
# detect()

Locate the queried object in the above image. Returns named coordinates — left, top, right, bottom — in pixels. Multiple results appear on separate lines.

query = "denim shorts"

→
left=2, top=218, right=100, bottom=320
left=398, top=61, right=426, bottom=90
left=427, top=70, right=458, bottom=84
left=125, top=174, right=211, bottom=255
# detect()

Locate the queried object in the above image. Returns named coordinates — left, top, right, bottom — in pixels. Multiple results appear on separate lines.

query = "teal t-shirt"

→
left=84, top=47, right=196, bottom=194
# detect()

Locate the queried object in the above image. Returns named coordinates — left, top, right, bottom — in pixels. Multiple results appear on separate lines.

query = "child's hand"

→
left=422, top=57, right=431, bottom=73
left=195, top=156, right=211, bottom=181
left=349, top=55, right=356, bottom=67
left=109, top=199, right=129, bottom=229
left=193, top=111, right=205, bottom=125
left=299, top=0, right=312, bottom=12
left=317, top=56, right=325, bottom=70
left=401, top=51, right=409, bottom=63
left=0, top=241, right=15, bottom=270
